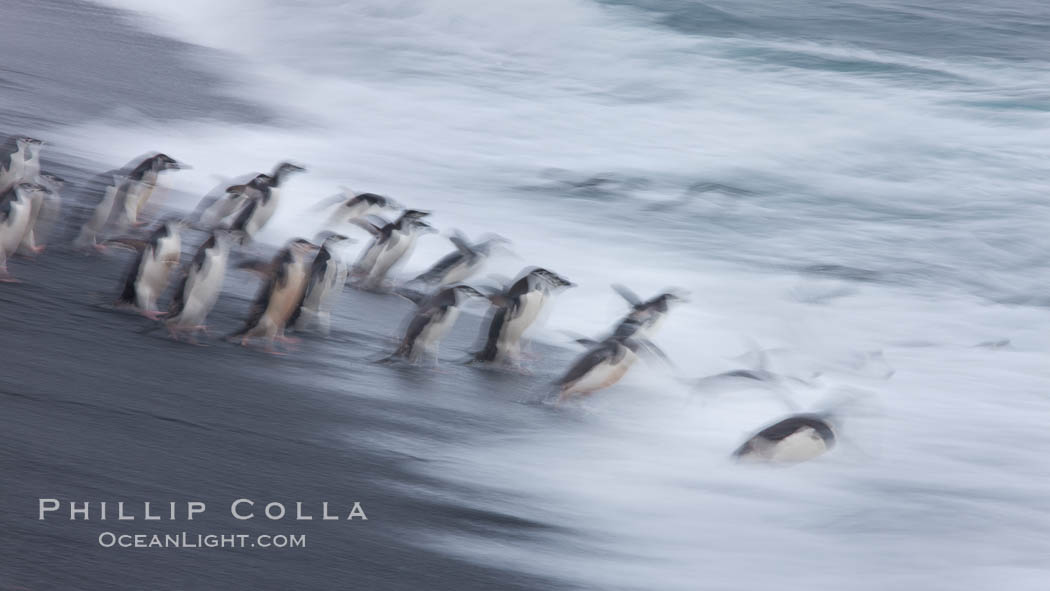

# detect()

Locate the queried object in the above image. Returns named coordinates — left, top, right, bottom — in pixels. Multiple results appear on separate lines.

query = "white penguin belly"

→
left=567, top=348, right=638, bottom=395
left=0, top=152, right=26, bottom=193
left=248, top=189, right=280, bottom=236
left=178, top=255, right=227, bottom=325
left=1, top=200, right=31, bottom=256
left=123, top=178, right=156, bottom=226
left=421, top=307, right=459, bottom=346
left=137, top=235, right=180, bottom=308
left=266, top=263, right=307, bottom=327
left=79, top=182, right=120, bottom=244
left=373, top=238, right=410, bottom=276
left=501, top=291, right=545, bottom=347
left=768, top=428, right=829, bottom=463
left=440, top=259, right=481, bottom=286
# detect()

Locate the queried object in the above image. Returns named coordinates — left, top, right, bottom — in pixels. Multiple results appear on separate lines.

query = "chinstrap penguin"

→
left=470, top=267, right=574, bottom=368
left=113, top=218, right=186, bottom=319
left=412, top=231, right=508, bottom=287
left=383, top=284, right=485, bottom=366
left=0, top=182, right=49, bottom=282
left=351, top=209, right=434, bottom=290
left=163, top=229, right=240, bottom=343
left=228, top=238, right=319, bottom=354
left=288, top=232, right=355, bottom=335
left=732, top=413, right=836, bottom=464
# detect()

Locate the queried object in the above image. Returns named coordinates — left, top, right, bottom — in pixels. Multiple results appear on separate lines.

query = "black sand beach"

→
left=0, top=2, right=575, bottom=589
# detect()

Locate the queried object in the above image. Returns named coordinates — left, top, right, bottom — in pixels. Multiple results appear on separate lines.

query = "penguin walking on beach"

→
left=162, top=229, right=239, bottom=343
left=190, top=174, right=261, bottom=228
left=732, top=413, right=836, bottom=464
left=17, top=173, right=65, bottom=255
left=608, top=285, right=685, bottom=339
left=351, top=209, right=433, bottom=290
left=0, top=136, right=43, bottom=194
left=72, top=153, right=184, bottom=249
left=228, top=238, right=319, bottom=353
left=554, top=333, right=667, bottom=403
left=288, top=232, right=354, bottom=335
left=225, top=162, right=305, bottom=241
left=0, top=183, right=49, bottom=282
left=312, top=190, right=398, bottom=229
left=113, top=218, right=185, bottom=319
left=112, top=153, right=186, bottom=230
left=470, top=267, right=574, bottom=367
left=412, top=232, right=508, bottom=287
left=383, top=284, right=485, bottom=366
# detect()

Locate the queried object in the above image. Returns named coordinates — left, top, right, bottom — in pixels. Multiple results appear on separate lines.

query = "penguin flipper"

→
left=611, top=283, right=643, bottom=307
left=349, top=215, right=388, bottom=237
left=311, top=192, right=351, bottom=212
left=237, top=259, right=276, bottom=278
left=393, top=286, right=428, bottom=306
left=447, top=231, right=475, bottom=256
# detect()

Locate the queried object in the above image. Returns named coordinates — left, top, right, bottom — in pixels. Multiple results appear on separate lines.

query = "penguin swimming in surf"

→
left=225, top=162, right=305, bottom=241
left=470, top=267, right=574, bottom=367
left=288, top=232, right=354, bottom=335
left=73, top=153, right=185, bottom=249
left=313, top=190, right=398, bottom=229
left=383, top=284, right=485, bottom=366
left=228, top=238, right=318, bottom=353
left=0, top=182, right=49, bottom=282
left=732, top=413, right=836, bottom=464
left=554, top=334, right=665, bottom=403
left=412, top=232, right=508, bottom=287
left=17, top=173, right=65, bottom=255
left=608, top=285, right=685, bottom=339
left=162, top=229, right=239, bottom=343
left=351, top=209, right=434, bottom=290
left=0, top=136, right=43, bottom=194
left=113, top=218, right=186, bottom=319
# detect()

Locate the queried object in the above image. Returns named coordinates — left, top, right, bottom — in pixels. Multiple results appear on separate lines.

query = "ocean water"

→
left=43, top=1, right=1050, bottom=589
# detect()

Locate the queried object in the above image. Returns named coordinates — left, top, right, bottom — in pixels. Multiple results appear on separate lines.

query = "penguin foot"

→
left=141, top=310, right=164, bottom=321
left=0, top=275, right=22, bottom=283
left=31, top=244, right=46, bottom=254
left=93, top=243, right=108, bottom=254
left=276, top=335, right=301, bottom=345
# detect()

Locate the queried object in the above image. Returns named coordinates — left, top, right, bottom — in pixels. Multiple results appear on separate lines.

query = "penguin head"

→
left=408, top=219, right=436, bottom=235
left=271, top=162, right=306, bottom=184
left=24, top=137, right=43, bottom=156
left=451, top=285, right=485, bottom=301
left=397, top=209, right=429, bottom=223
left=215, top=227, right=246, bottom=245
left=277, top=162, right=306, bottom=173
left=226, top=174, right=271, bottom=194
left=653, top=290, right=688, bottom=308
left=289, top=237, right=320, bottom=258
left=153, top=153, right=186, bottom=171
left=39, top=174, right=65, bottom=191
left=14, top=182, right=47, bottom=197
left=15, top=136, right=42, bottom=151
left=314, top=232, right=354, bottom=246
left=362, top=193, right=396, bottom=209
left=531, top=268, right=575, bottom=289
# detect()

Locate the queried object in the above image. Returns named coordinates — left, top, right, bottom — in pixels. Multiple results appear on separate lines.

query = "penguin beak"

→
left=172, top=161, right=191, bottom=170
